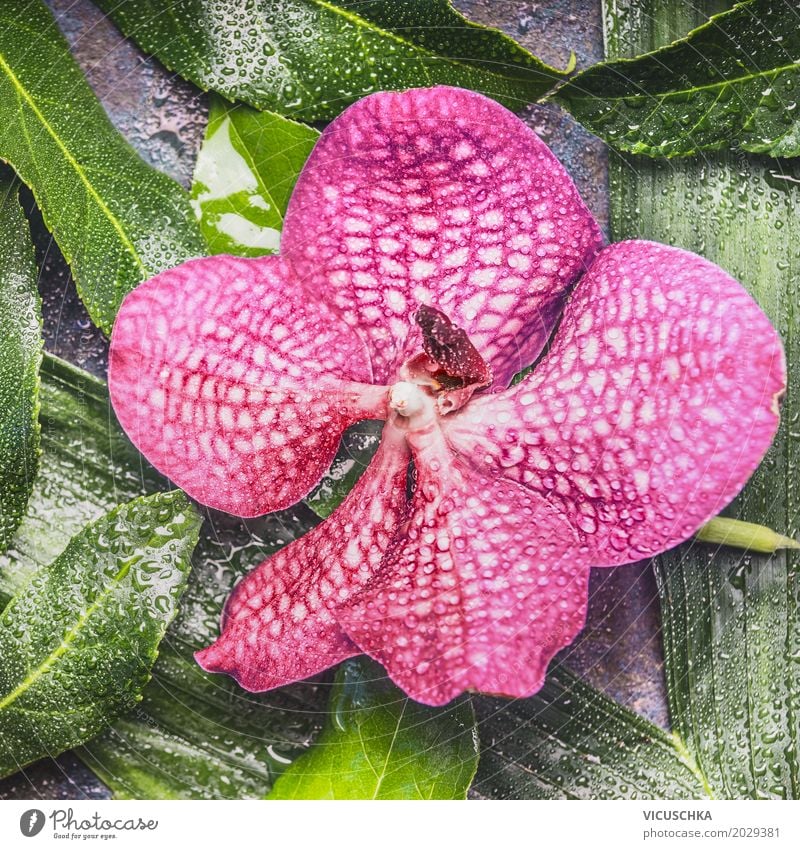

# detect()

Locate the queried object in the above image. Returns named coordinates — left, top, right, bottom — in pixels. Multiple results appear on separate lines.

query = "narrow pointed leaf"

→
left=0, top=175, right=41, bottom=553
left=0, top=355, right=329, bottom=798
left=0, top=0, right=205, bottom=335
left=91, top=0, right=569, bottom=121
left=192, top=96, right=319, bottom=257
left=0, top=490, right=200, bottom=778
left=608, top=0, right=800, bottom=798
left=555, top=0, right=800, bottom=158
left=472, top=667, right=711, bottom=799
left=268, top=658, right=478, bottom=800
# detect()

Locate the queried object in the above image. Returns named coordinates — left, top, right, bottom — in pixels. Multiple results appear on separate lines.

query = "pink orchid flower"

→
left=109, top=86, right=785, bottom=706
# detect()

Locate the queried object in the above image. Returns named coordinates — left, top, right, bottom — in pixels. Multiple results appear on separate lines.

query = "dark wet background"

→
left=0, top=0, right=666, bottom=799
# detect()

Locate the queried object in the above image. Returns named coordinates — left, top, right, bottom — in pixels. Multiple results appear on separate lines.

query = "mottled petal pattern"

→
left=338, top=427, right=590, bottom=706
left=443, top=241, right=786, bottom=567
left=282, top=86, right=603, bottom=387
left=109, top=254, right=386, bottom=516
left=196, top=426, right=411, bottom=690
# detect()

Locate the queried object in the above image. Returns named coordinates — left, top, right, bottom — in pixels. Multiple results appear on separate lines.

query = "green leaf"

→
left=78, top=650, right=326, bottom=799
left=268, top=658, right=478, bottom=799
left=0, top=490, right=199, bottom=778
left=0, top=355, right=328, bottom=798
left=554, top=0, right=800, bottom=158
left=656, top=543, right=799, bottom=798
left=192, top=96, right=319, bottom=257
left=0, top=356, right=165, bottom=603
left=0, top=0, right=205, bottom=334
left=472, top=667, right=711, bottom=799
left=0, top=173, right=41, bottom=553
left=607, top=0, right=800, bottom=798
left=304, top=420, right=382, bottom=518
left=92, top=0, right=569, bottom=122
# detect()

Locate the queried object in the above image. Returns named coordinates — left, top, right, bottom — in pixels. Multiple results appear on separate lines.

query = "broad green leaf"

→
left=0, top=355, right=328, bottom=798
left=92, top=0, right=570, bottom=122
left=607, top=0, right=800, bottom=798
left=268, top=658, right=478, bottom=799
left=472, top=667, right=710, bottom=799
left=0, top=490, right=199, bottom=778
left=0, top=173, right=41, bottom=553
left=555, top=0, right=800, bottom=158
left=78, top=650, right=326, bottom=800
left=0, top=0, right=205, bottom=334
left=192, top=96, right=319, bottom=257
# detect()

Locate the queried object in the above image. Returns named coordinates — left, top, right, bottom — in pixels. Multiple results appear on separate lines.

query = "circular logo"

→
left=19, top=810, right=45, bottom=837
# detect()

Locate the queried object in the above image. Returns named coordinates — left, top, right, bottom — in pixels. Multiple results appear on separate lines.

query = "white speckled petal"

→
left=443, top=240, right=786, bottom=567
left=338, top=425, right=590, bottom=706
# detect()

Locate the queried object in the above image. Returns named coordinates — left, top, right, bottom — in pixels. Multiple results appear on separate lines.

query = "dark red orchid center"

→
left=414, top=304, right=492, bottom=390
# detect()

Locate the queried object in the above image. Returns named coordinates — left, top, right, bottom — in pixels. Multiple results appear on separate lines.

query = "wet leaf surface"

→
left=556, top=0, right=800, bottom=158
left=472, top=667, right=710, bottom=799
left=269, top=658, right=478, bottom=799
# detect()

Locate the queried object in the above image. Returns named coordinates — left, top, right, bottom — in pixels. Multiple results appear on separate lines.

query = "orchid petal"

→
left=195, top=425, right=411, bottom=690
left=338, top=427, right=590, bottom=706
left=443, top=241, right=786, bottom=567
left=282, top=86, right=603, bottom=388
left=109, top=254, right=387, bottom=516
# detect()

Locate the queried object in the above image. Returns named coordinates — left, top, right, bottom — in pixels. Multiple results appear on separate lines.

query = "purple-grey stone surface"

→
left=0, top=0, right=667, bottom=800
